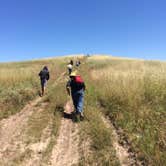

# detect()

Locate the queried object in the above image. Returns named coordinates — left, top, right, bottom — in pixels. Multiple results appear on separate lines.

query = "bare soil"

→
left=0, top=97, right=42, bottom=165
left=101, top=115, right=138, bottom=166
left=49, top=100, right=79, bottom=166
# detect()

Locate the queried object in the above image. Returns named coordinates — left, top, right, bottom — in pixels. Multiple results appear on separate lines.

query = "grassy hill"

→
left=85, top=56, right=166, bottom=165
left=0, top=55, right=165, bottom=165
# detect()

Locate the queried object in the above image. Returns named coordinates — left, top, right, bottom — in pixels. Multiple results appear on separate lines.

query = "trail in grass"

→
left=0, top=97, right=41, bottom=150
left=49, top=100, right=79, bottom=166
left=101, top=115, right=137, bottom=166
left=0, top=71, right=66, bottom=165
left=0, top=97, right=42, bottom=165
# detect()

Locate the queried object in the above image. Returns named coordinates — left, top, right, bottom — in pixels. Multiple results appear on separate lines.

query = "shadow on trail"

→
left=63, top=112, right=73, bottom=120
left=54, top=103, right=85, bottom=122
left=54, top=105, right=73, bottom=120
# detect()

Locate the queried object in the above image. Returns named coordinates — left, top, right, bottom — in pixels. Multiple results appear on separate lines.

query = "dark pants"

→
left=68, top=68, right=72, bottom=75
left=40, top=79, right=47, bottom=88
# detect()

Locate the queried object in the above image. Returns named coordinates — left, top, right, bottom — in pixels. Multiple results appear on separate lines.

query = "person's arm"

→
left=47, top=72, right=50, bottom=80
left=39, top=71, right=41, bottom=76
left=66, top=87, right=70, bottom=96
left=66, top=81, right=71, bottom=96
left=83, top=83, right=86, bottom=91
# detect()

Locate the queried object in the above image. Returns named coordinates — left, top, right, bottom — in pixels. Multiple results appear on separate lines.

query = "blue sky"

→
left=0, top=0, right=166, bottom=62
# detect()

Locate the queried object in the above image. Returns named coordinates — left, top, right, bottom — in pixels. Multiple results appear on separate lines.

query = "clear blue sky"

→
left=0, top=0, right=166, bottom=62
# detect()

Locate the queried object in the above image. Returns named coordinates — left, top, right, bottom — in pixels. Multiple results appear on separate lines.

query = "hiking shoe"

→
left=75, top=114, right=80, bottom=122
left=73, top=111, right=80, bottom=122
left=71, top=111, right=78, bottom=122
left=80, top=112, right=84, bottom=121
left=80, top=112, right=84, bottom=117
left=71, top=111, right=76, bottom=120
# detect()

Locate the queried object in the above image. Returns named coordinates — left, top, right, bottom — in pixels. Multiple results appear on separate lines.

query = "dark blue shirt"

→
left=66, top=79, right=85, bottom=93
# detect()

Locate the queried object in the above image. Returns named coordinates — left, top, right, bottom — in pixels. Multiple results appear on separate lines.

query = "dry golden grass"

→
left=89, top=59, right=166, bottom=165
left=0, top=57, right=66, bottom=119
left=0, top=54, right=165, bottom=164
left=0, top=67, right=38, bottom=87
left=88, top=55, right=112, bottom=60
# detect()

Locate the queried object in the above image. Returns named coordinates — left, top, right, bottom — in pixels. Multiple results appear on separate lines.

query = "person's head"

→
left=43, top=66, right=48, bottom=70
left=70, top=60, right=73, bottom=65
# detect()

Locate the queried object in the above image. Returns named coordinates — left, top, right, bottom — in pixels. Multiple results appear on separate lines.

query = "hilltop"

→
left=0, top=55, right=165, bottom=165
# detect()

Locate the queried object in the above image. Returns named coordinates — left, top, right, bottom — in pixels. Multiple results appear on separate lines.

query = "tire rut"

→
left=0, top=97, right=41, bottom=151
left=101, top=115, right=138, bottom=166
left=0, top=97, right=42, bottom=165
left=49, top=101, right=79, bottom=166
left=0, top=71, right=67, bottom=165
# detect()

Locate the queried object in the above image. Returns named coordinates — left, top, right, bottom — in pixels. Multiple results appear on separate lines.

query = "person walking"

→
left=38, top=66, right=50, bottom=96
left=66, top=71, right=85, bottom=121
left=76, top=60, right=81, bottom=67
left=67, top=60, right=73, bottom=75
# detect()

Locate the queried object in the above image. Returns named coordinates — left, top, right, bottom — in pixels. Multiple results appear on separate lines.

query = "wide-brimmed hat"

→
left=70, top=71, right=77, bottom=77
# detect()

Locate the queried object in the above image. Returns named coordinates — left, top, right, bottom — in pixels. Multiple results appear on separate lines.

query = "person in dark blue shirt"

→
left=66, top=71, right=85, bottom=120
left=39, top=66, right=50, bottom=96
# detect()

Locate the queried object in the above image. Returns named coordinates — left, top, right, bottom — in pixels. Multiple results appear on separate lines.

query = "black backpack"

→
left=73, top=75, right=85, bottom=90
left=39, top=70, right=49, bottom=80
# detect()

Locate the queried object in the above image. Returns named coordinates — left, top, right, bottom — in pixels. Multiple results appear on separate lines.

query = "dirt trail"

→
left=101, top=115, right=136, bottom=166
left=0, top=71, right=68, bottom=165
left=23, top=115, right=53, bottom=166
left=49, top=101, right=79, bottom=166
left=0, top=97, right=43, bottom=164
left=0, top=97, right=41, bottom=151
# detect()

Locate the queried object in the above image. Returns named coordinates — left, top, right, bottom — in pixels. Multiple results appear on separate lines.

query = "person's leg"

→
left=77, top=91, right=84, bottom=115
left=42, top=86, right=45, bottom=96
left=43, top=80, right=47, bottom=95
left=68, top=69, right=72, bottom=75
left=41, top=79, right=47, bottom=96
left=40, top=80, right=44, bottom=96
left=72, top=93, right=78, bottom=112
left=72, top=93, right=81, bottom=122
left=74, top=92, right=84, bottom=121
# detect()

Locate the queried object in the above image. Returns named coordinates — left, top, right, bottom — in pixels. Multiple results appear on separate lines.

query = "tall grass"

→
left=77, top=62, right=120, bottom=165
left=1, top=55, right=165, bottom=164
left=90, top=59, right=166, bottom=165
left=6, top=66, right=67, bottom=165
left=0, top=58, right=65, bottom=120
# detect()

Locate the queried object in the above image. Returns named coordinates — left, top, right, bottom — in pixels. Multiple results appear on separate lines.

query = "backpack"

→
left=72, top=75, right=85, bottom=90
left=39, top=70, right=49, bottom=80
left=74, top=75, right=84, bottom=83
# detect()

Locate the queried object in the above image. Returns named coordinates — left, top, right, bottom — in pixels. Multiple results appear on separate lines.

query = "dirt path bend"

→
left=49, top=101, right=79, bottom=166
left=101, top=115, right=137, bottom=166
